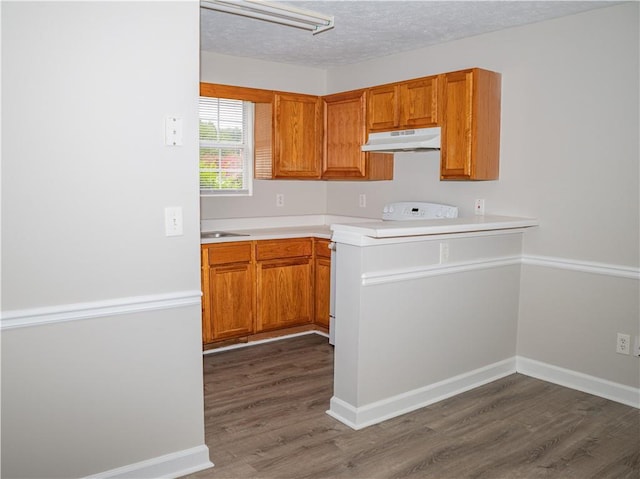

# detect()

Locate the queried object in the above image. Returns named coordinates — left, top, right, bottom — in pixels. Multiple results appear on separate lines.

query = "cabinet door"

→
left=440, top=69, right=501, bottom=180
left=314, top=259, right=331, bottom=329
left=256, top=258, right=313, bottom=331
left=367, top=84, right=399, bottom=131
left=323, top=90, right=393, bottom=180
left=324, top=91, right=367, bottom=177
left=201, top=248, right=211, bottom=343
left=399, top=76, right=439, bottom=127
left=314, top=239, right=331, bottom=328
left=273, top=92, right=322, bottom=178
left=208, top=263, right=254, bottom=341
left=440, top=70, right=472, bottom=179
left=202, top=242, right=254, bottom=344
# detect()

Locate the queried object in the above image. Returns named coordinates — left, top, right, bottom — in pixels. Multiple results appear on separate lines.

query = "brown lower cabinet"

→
left=255, top=238, right=313, bottom=332
left=314, top=238, right=331, bottom=329
left=201, top=237, right=330, bottom=347
left=201, top=242, right=254, bottom=343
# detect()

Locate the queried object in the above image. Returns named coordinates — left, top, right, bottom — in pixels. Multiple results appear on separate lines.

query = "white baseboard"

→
left=84, top=444, right=213, bottom=479
left=517, top=356, right=640, bottom=409
left=327, top=355, right=640, bottom=430
left=202, top=330, right=329, bottom=355
left=327, top=357, right=517, bottom=430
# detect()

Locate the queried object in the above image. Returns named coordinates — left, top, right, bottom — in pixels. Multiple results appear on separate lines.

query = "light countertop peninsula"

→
left=201, top=214, right=539, bottom=245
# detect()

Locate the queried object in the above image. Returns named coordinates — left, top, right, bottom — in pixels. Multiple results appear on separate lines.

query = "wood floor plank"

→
left=183, top=334, right=639, bottom=479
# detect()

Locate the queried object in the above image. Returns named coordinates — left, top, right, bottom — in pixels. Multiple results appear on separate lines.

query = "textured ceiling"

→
left=200, top=0, right=619, bottom=68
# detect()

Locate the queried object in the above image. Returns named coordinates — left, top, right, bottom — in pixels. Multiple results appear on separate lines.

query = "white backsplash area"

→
left=200, top=178, right=330, bottom=220
left=201, top=214, right=375, bottom=232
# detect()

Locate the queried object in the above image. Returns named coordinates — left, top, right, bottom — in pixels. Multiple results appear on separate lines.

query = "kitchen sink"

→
left=201, top=231, right=250, bottom=238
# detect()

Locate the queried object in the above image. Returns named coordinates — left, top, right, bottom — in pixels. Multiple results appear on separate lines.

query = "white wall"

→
left=326, top=3, right=639, bottom=265
left=2, top=2, right=210, bottom=477
left=517, top=265, right=639, bottom=387
left=200, top=50, right=326, bottom=95
left=200, top=51, right=328, bottom=219
left=200, top=3, right=639, bottom=390
left=329, top=3, right=639, bottom=390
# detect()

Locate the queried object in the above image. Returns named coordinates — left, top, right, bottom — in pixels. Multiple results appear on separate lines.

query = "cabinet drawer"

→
left=205, top=242, right=252, bottom=266
left=256, top=238, right=312, bottom=261
left=315, top=239, right=332, bottom=259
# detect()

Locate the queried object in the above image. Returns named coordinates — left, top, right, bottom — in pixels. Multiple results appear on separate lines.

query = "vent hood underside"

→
left=361, top=126, right=441, bottom=153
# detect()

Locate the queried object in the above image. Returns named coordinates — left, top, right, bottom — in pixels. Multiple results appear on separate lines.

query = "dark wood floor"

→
left=184, top=334, right=639, bottom=479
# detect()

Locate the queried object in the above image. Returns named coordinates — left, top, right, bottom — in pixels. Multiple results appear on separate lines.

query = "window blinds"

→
left=199, top=97, right=253, bottom=195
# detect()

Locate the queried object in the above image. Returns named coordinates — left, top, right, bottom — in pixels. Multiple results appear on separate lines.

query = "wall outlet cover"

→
left=616, top=333, right=631, bottom=355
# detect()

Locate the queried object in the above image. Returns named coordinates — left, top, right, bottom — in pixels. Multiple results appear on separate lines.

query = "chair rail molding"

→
left=1, top=290, right=203, bottom=331
left=521, top=254, right=640, bottom=280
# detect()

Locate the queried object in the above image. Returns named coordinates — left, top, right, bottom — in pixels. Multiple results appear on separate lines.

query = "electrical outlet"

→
left=439, top=242, right=450, bottom=263
left=276, top=193, right=284, bottom=207
left=616, top=333, right=631, bottom=355
left=359, top=194, right=366, bottom=208
left=633, top=336, right=640, bottom=357
left=474, top=199, right=485, bottom=215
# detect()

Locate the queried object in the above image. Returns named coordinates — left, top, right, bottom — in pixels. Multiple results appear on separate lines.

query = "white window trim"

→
left=199, top=99, right=254, bottom=197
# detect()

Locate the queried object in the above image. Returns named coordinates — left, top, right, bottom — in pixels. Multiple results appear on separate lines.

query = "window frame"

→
left=199, top=83, right=274, bottom=196
left=199, top=96, right=254, bottom=197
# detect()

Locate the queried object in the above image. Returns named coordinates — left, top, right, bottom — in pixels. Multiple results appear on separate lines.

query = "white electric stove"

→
left=382, top=201, right=458, bottom=220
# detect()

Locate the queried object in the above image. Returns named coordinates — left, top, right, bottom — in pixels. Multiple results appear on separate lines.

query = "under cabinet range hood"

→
left=361, top=126, right=441, bottom=152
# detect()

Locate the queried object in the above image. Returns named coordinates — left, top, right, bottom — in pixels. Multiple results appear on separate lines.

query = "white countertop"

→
left=331, top=215, right=539, bottom=246
left=200, top=214, right=538, bottom=245
left=200, top=225, right=333, bottom=244
left=200, top=214, right=375, bottom=244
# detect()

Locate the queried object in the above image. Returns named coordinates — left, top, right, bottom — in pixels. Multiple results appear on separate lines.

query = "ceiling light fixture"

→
left=200, top=0, right=334, bottom=35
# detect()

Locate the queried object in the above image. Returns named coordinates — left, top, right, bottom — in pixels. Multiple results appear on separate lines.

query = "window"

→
left=199, top=97, right=253, bottom=196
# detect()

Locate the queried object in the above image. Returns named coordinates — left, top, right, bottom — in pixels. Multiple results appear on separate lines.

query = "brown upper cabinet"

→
left=200, top=84, right=322, bottom=180
left=439, top=68, right=501, bottom=180
left=256, top=92, right=323, bottom=179
left=366, top=68, right=501, bottom=180
left=273, top=92, right=322, bottom=178
left=367, top=75, right=439, bottom=132
left=367, top=84, right=399, bottom=131
left=200, top=67, right=501, bottom=182
left=322, top=89, right=393, bottom=180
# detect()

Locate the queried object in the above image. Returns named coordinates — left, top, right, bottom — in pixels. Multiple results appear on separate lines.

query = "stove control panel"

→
left=382, top=201, right=458, bottom=221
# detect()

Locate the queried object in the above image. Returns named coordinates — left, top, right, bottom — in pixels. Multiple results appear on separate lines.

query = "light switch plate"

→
left=165, top=116, right=183, bottom=146
left=165, top=207, right=183, bottom=236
